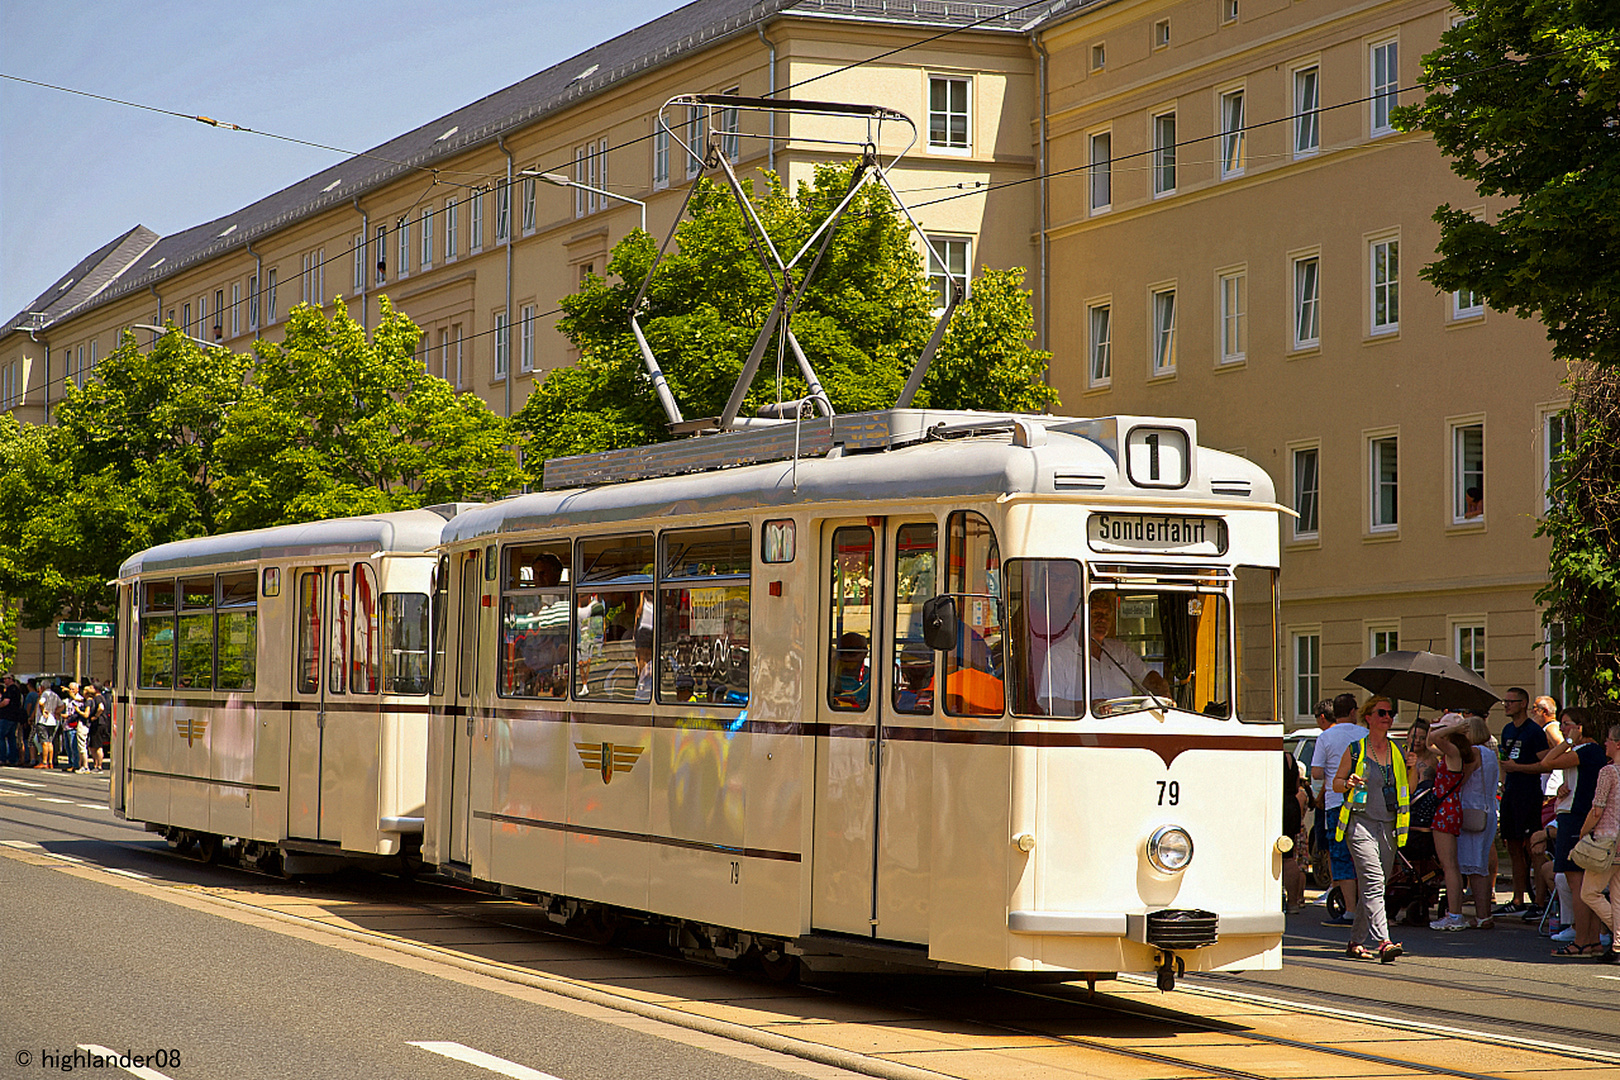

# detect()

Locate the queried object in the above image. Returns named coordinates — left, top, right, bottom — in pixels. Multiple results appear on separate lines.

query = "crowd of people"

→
left=0, top=674, right=114, bottom=773
left=1289, top=688, right=1618, bottom=964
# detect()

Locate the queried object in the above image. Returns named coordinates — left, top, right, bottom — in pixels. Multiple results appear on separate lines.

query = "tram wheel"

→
left=164, top=828, right=195, bottom=854
left=1325, top=885, right=1346, bottom=920
left=757, top=947, right=800, bottom=984
left=193, top=833, right=220, bottom=864
left=570, top=906, right=621, bottom=945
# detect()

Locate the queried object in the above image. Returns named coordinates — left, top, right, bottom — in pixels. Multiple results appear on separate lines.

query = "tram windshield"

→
left=1008, top=560, right=1231, bottom=719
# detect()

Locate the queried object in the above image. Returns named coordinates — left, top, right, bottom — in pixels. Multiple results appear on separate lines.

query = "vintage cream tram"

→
left=112, top=508, right=461, bottom=871
left=427, top=408, right=1287, bottom=984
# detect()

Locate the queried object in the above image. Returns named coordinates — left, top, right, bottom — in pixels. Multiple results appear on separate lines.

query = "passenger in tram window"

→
left=634, top=626, right=654, bottom=702
left=895, top=645, right=934, bottom=714
left=1023, top=560, right=1084, bottom=715
left=1087, top=591, right=1171, bottom=712
left=833, top=632, right=870, bottom=709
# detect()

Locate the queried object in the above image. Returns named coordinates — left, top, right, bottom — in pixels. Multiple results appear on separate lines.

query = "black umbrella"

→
left=1345, top=650, right=1501, bottom=714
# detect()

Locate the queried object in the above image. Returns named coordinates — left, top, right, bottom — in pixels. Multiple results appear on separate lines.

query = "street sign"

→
left=57, top=621, right=113, bottom=639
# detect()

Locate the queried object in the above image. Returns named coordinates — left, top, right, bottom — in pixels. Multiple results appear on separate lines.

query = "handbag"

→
left=1462, top=806, right=1488, bottom=833
left=1571, top=832, right=1617, bottom=873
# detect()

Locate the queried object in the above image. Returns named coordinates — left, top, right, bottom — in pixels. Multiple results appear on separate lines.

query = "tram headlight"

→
left=1146, top=825, right=1194, bottom=874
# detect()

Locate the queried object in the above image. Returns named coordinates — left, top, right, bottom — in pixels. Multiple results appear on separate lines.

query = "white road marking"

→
left=1598, top=975, right=1620, bottom=982
left=409, top=1041, right=566, bottom=1080
left=0, top=776, right=46, bottom=787
left=0, top=839, right=41, bottom=848
left=76, top=1045, right=177, bottom=1080
left=37, top=796, right=75, bottom=804
left=104, top=867, right=150, bottom=880
left=78, top=802, right=107, bottom=809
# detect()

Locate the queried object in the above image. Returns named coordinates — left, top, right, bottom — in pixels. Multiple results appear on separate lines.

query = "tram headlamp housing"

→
left=1146, top=825, right=1194, bottom=874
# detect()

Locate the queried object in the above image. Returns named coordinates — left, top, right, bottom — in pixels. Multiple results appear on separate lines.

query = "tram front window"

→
left=1009, top=560, right=1231, bottom=719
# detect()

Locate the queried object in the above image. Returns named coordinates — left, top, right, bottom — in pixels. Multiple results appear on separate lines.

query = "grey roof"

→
left=117, top=508, right=454, bottom=579
left=4, top=225, right=159, bottom=338
left=3, top=0, right=1037, bottom=344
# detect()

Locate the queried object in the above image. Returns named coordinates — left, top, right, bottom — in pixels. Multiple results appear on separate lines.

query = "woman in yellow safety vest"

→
left=1333, top=695, right=1411, bottom=964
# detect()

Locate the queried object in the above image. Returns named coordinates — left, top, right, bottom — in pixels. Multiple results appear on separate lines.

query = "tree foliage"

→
left=0, top=304, right=519, bottom=630
left=1397, top=2, right=1620, bottom=364
left=1536, top=364, right=1620, bottom=707
left=514, top=165, right=1054, bottom=476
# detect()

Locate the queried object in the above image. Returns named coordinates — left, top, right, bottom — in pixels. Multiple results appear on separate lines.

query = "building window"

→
left=928, top=75, right=970, bottom=152
left=1293, top=447, right=1319, bottom=537
left=398, top=219, right=410, bottom=277
left=721, top=90, right=740, bottom=162
left=198, top=295, right=209, bottom=338
left=1152, top=112, right=1176, bottom=195
left=1151, top=288, right=1177, bottom=375
left=1154, top=18, right=1171, bottom=47
left=1089, top=131, right=1111, bottom=212
left=1371, top=39, right=1399, bottom=136
left=1088, top=304, right=1112, bottom=387
left=231, top=283, right=241, bottom=337
left=1371, top=237, right=1399, bottom=333
left=353, top=234, right=365, bottom=292
left=521, top=178, right=535, bottom=234
left=1220, top=88, right=1245, bottom=177
left=1544, top=621, right=1569, bottom=706
left=1294, top=66, right=1320, bottom=156
left=444, top=198, right=458, bottom=261
left=1219, top=271, right=1245, bottom=363
left=520, top=304, right=535, bottom=373
left=1370, top=626, right=1399, bottom=659
left=654, top=122, right=670, bottom=188
left=1455, top=623, right=1486, bottom=679
left=248, top=275, right=259, bottom=330
left=1294, top=255, right=1320, bottom=347
left=1294, top=632, right=1320, bottom=721
left=1452, top=422, right=1484, bottom=522
left=494, top=312, right=508, bottom=378
left=1370, top=435, right=1399, bottom=531
left=1454, top=284, right=1483, bottom=319
left=375, top=225, right=387, bottom=285
left=1222, top=0, right=1238, bottom=22
left=686, top=106, right=707, bottom=178
left=1091, top=42, right=1106, bottom=70
left=267, top=269, right=278, bottom=323
left=470, top=189, right=485, bottom=251
left=495, top=182, right=510, bottom=244
left=421, top=208, right=434, bottom=267
left=214, top=290, right=224, bottom=336
left=1544, top=409, right=1569, bottom=512
left=926, top=236, right=970, bottom=311
left=183, top=303, right=191, bottom=335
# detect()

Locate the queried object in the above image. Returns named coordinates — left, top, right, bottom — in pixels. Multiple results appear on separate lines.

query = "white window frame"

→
left=267, top=268, right=278, bottom=323
left=495, top=182, right=510, bottom=244
left=1219, top=86, right=1246, bottom=178
left=421, top=208, right=434, bottom=268
left=352, top=234, right=365, bottom=293
left=1292, top=252, right=1321, bottom=349
left=1541, top=403, right=1570, bottom=513
left=1543, top=620, right=1569, bottom=705
left=444, top=198, right=458, bottom=261
left=248, top=274, right=259, bottom=330
left=721, top=89, right=741, bottom=162
left=1087, top=301, right=1112, bottom=389
left=522, top=177, right=536, bottom=235
left=1222, top=0, right=1238, bottom=23
left=494, top=311, right=508, bottom=379
left=520, top=304, right=535, bottom=373
left=1371, top=38, right=1399, bottom=137
left=1150, top=285, right=1177, bottom=376
left=927, top=74, right=972, bottom=155
left=470, top=189, right=485, bottom=251
left=453, top=324, right=464, bottom=389
left=1154, top=18, right=1171, bottom=48
left=397, top=221, right=410, bottom=279
left=1368, top=430, right=1400, bottom=534
left=653, top=122, right=670, bottom=189
left=1091, top=42, right=1106, bottom=71
left=1452, top=618, right=1487, bottom=681
left=1448, top=417, right=1485, bottom=525
left=1290, top=443, right=1320, bottom=539
left=1218, top=269, right=1245, bottom=364
left=1089, top=129, right=1111, bottom=213
left=926, top=235, right=970, bottom=312
left=1292, top=629, right=1321, bottom=722
left=1293, top=64, right=1320, bottom=157
left=375, top=225, right=387, bottom=285
left=686, top=106, right=707, bottom=179
left=1152, top=110, right=1177, bottom=196
left=1370, top=234, right=1400, bottom=335
left=1368, top=623, right=1400, bottom=660
left=231, top=282, right=241, bottom=338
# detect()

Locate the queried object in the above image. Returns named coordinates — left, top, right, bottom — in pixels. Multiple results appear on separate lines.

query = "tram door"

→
left=447, top=550, right=480, bottom=865
left=288, top=565, right=345, bottom=841
left=811, top=520, right=886, bottom=937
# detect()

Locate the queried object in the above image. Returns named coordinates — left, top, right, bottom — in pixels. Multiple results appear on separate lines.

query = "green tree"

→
left=214, top=299, right=523, bottom=531
left=514, top=165, right=1053, bottom=476
left=1397, top=4, right=1620, bottom=365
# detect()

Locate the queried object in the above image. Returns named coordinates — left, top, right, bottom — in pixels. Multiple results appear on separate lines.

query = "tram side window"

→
left=177, top=576, right=215, bottom=689
left=892, top=523, right=938, bottom=714
left=216, top=571, right=257, bottom=691
left=500, top=542, right=571, bottom=699
left=574, top=534, right=655, bottom=701
left=296, top=571, right=321, bottom=694
left=1234, top=566, right=1279, bottom=724
left=457, top=554, right=480, bottom=698
left=1088, top=586, right=1229, bottom=718
left=350, top=563, right=380, bottom=694
left=944, top=511, right=1004, bottom=717
left=139, top=579, right=177, bottom=690
left=659, top=525, right=749, bottom=706
left=828, top=526, right=875, bottom=711
left=328, top=570, right=349, bottom=694
left=1006, top=559, right=1084, bottom=718
left=381, top=593, right=430, bottom=695
left=431, top=555, right=449, bottom=697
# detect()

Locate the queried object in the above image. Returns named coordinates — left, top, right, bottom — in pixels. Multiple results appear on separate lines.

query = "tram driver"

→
left=1088, top=591, right=1171, bottom=711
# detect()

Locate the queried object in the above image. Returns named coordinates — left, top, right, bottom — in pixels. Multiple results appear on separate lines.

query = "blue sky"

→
left=0, top=0, right=675, bottom=317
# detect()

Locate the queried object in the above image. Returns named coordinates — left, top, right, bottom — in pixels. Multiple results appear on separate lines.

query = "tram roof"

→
left=444, top=411, right=1278, bottom=543
left=118, top=506, right=471, bottom=579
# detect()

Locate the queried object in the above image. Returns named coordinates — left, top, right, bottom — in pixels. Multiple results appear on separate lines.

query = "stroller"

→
left=1321, top=827, right=1442, bottom=925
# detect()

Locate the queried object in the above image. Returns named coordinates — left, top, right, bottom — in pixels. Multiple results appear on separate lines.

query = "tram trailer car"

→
left=427, top=409, right=1288, bottom=982
left=112, top=508, right=468, bottom=871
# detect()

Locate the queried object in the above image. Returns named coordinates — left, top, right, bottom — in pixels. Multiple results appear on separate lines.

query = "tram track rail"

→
left=7, top=791, right=1620, bottom=1080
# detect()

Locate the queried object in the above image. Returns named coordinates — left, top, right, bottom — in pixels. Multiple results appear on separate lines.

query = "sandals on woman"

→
left=1377, top=941, right=1403, bottom=963
left=1345, top=943, right=1376, bottom=961
left=1551, top=942, right=1601, bottom=957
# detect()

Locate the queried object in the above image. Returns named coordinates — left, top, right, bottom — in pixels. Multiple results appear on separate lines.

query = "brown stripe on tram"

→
left=473, top=810, right=801, bottom=862
left=1009, top=731, right=1283, bottom=767
left=128, top=768, right=280, bottom=792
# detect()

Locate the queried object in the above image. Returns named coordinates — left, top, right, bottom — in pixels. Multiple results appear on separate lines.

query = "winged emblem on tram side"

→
left=574, top=741, right=645, bottom=785
left=175, top=717, right=209, bottom=748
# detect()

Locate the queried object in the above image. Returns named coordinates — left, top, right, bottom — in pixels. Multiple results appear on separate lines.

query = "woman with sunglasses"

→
left=1332, top=696, right=1410, bottom=962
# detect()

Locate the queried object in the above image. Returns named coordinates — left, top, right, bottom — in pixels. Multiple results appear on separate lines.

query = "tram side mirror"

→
left=922, top=595, right=958, bottom=652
